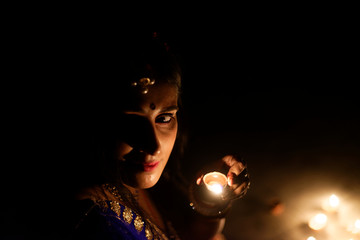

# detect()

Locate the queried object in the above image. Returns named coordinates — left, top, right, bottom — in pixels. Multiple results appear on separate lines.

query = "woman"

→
left=68, top=32, right=250, bottom=240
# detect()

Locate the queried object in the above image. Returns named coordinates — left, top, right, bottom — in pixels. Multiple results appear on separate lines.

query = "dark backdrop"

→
left=3, top=20, right=359, bottom=239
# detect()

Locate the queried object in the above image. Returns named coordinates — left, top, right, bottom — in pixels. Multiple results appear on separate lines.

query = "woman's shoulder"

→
left=70, top=184, right=167, bottom=240
left=69, top=184, right=126, bottom=239
left=72, top=184, right=128, bottom=226
left=75, top=184, right=117, bottom=202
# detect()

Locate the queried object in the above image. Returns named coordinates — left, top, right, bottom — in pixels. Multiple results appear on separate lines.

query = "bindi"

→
left=150, top=103, right=156, bottom=110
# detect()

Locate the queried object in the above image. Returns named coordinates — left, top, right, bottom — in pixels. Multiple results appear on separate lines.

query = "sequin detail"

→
left=110, top=201, right=121, bottom=216
left=123, top=206, right=133, bottom=224
left=134, top=215, right=144, bottom=232
left=98, top=184, right=180, bottom=239
left=145, top=224, right=153, bottom=240
left=103, top=183, right=123, bottom=201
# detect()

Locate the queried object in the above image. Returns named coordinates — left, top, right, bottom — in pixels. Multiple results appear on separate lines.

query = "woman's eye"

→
left=156, top=114, right=174, bottom=124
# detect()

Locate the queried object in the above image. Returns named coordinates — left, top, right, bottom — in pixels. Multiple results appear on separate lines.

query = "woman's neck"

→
left=123, top=184, right=166, bottom=231
left=123, top=184, right=139, bottom=197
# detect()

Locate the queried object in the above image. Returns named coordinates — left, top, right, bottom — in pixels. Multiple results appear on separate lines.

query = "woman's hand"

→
left=196, top=155, right=250, bottom=201
left=222, top=155, right=250, bottom=200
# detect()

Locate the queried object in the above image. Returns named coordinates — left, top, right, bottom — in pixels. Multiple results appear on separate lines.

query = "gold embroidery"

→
left=134, top=214, right=144, bottom=232
left=110, top=201, right=121, bottom=216
left=95, top=184, right=180, bottom=239
left=123, top=206, right=133, bottom=224
left=103, top=183, right=123, bottom=201
left=146, top=219, right=169, bottom=240
left=145, top=224, right=153, bottom=240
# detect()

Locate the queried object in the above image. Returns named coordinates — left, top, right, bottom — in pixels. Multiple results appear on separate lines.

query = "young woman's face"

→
left=116, top=82, right=179, bottom=189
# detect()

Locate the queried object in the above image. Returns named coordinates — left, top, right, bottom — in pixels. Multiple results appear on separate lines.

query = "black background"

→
left=2, top=10, right=359, bottom=239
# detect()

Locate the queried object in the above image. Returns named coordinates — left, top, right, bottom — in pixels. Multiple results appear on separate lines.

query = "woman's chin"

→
left=123, top=172, right=161, bottom=189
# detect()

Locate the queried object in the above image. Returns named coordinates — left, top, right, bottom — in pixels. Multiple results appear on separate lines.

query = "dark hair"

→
left=99, top=32, right=182, bottom=112
left=71, top=32, right=186, bottom=192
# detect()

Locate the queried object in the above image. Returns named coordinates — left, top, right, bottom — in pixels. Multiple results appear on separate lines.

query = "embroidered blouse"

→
left=72, top=184, right=179, bottom=240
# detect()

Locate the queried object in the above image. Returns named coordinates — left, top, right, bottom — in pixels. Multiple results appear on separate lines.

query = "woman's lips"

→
left=122, top=151, right=160, bottom=172
left=142, top=161, right=160, bottom=172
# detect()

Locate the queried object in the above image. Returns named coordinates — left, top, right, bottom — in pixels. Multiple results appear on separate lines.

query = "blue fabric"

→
left=73, top=199, right=164, bottom=240
left=97, top=201, right=150, bottom=240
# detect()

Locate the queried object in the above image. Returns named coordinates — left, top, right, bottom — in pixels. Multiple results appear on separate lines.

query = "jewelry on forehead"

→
left=131, top=77, right=155, bottom=94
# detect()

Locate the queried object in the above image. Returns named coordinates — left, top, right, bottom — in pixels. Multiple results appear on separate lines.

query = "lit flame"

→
left=307, top=237, right=316, bottom=240
left=207, top=182, right=223, bottom=194
left=203, top=172, right=227, bottom=195
left=309, top=213, right=328, bottom=230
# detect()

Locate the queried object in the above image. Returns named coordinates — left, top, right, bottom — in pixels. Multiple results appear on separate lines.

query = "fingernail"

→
left=228, top=177, right=233, bottom=186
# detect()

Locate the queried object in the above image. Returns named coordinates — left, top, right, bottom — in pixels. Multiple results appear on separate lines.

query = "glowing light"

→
left=355, top=219, right=360, bottom=229
left=348, top=219, right=360, bottom=234
left=309, top=213, right=328, bottom=230
left=307, top=236, right=316, bottom=240
left=207, top=182, right=223, bottom=194
left=323, top=194, right=340, bottom=212
left=329, top=194, right=340, bottom=207
left=203, top=172, right=228, bottom=195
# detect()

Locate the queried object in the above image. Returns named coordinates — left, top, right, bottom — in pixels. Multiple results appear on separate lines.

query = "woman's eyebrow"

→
left=123, top=105, right=179, bottom=114
left=160, top=105, right=179, bottom=113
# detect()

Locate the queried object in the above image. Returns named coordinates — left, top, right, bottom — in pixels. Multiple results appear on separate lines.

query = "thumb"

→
left=196, top=174, right=204, bottom=185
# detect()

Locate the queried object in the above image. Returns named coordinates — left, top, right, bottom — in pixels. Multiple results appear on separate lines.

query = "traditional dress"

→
left=72, top=184, right=180, bottom=240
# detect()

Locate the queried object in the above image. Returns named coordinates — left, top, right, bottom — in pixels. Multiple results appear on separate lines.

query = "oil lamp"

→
left=189, top=171, right=231, bottom=217
left=189, top=166, right=250, bottom=217
left=203, top=172, right=228, bottom=195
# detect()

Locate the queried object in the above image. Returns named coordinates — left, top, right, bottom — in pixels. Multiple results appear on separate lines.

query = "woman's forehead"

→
left=122, top=83, right=179, bottom=112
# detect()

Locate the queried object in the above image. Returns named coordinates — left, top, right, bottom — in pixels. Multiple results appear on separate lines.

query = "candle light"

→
left=329, top=194, right=339, bottom=207
left=322, top=194, right=340, bottom=212
left=355, top=219, right=360, bottom=230
left=203, top=172, right=228, bottom=195
left=347, top=219, right=360, bottom=234
left=308, top=213, right=328, bottom=230
left=189, top=171, right=232, bottom=218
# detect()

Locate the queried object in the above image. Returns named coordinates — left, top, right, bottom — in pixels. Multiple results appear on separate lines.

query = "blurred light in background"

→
left=309, top=213, right=328, bottom=230
left=305, top=193, right=359, bottom=239
left=322, top=194, right=340, bottom=212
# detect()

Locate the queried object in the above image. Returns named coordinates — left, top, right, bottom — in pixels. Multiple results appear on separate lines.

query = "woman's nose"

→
left=140, top=126, right=161, bottom=156
left=120, top=115, right=161, bottom=156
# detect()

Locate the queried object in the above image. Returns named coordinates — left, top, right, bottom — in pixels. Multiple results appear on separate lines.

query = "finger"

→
left=222, top=155, right=247, bottom=167
left=225, top=168, right=250, bottom=200
left=222, top=155, right=237, bottom=167
left=223, top=155, right=247, bottom=175
left=234, top=175, right=250, bottom=199
left=227, top=172, right=235, bottom=186
left=227, top=162, right=247, bottom=184
left=231, top=168, right=249, bottom=186
left=196, top=174, right=204, bottom=185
